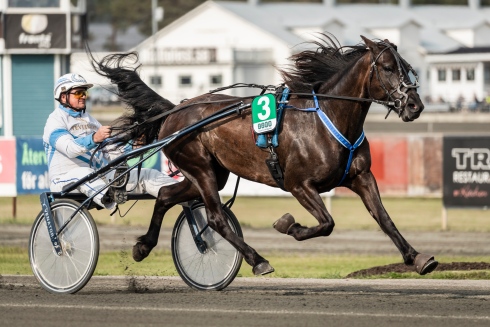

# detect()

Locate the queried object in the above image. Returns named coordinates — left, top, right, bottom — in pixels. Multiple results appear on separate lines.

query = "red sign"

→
left=0, top=139, right=16, bottom=195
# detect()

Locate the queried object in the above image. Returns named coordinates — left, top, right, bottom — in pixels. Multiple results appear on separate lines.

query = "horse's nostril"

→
left=408, top=103, right=417, bottom=111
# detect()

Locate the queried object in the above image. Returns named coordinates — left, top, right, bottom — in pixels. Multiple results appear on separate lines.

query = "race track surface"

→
left=1, top=276, right=489, bottom=327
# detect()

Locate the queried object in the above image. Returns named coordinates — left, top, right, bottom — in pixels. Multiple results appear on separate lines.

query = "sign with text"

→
left=252, top=94, right=277, bottom=134
left=16, top=137, right=49, bottom=195
left=0, top=138, right=16, bottom=196
left=4, top=13, right=66, bottom=50
left=443, top=136, right=490, bottom=208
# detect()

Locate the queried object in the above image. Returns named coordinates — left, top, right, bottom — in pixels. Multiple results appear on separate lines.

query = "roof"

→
left=446, top=46, right=490, bottom=54
left=215, top=2, right=490, bottom=53
left=87, top=23, right=146, bottom=52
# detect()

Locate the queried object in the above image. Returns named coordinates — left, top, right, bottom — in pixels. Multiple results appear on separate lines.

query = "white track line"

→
left=1, top=303, right=489, bottom=321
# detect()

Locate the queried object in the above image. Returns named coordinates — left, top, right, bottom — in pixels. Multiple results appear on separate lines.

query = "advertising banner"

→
left=16, top=137, right=49, bottom=195
left=443, top=136, right=490, bottom=208
left=4, top=13, right=66, bottom=50
left=15, top=137, right=162, bottom=195
left=0, top=138, right=16, bottom=196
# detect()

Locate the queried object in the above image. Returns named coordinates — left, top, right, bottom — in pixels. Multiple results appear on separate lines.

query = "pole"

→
left=441, top=206, right=448, bottom=231
left=12, top=197, right=17, bottom=220
left=152, top=0, right=158, bottom=37
left=152, top=0, right=157, bottom=67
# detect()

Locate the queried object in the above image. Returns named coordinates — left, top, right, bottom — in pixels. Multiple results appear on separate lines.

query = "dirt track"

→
left=1, top=276, right=490, bottom=327
left=2, top=224, right=490, bottom=326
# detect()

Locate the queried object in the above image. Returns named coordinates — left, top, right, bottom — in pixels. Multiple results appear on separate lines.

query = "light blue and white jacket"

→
left=43, top=105, right=124, bottom=183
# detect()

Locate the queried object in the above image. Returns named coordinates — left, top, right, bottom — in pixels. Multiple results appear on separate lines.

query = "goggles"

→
left=69, top=90, right=89, bottom=99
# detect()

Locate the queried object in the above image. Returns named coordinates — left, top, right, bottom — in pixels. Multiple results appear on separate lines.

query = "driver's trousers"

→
left=50, top=167, right=178, bottom=210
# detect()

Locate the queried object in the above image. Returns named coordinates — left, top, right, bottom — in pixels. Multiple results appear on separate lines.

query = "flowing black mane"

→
left=279, top=34, right=368, bottom=93
left=89, top=50, right=175, bottom=145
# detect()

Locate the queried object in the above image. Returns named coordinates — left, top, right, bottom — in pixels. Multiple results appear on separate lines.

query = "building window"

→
left=150, top=75, right=162, bottom=87
left=210, top=74, right=222, bottom=86
left=452, top=69, right=461, bottom=81
left=437, top=68, right=446, bottom=82
left=8, top=0, right=59, bottom=7
left=484, top=63, right=490, bottom=83
left=179, top=75, right=192, bottom=87
left=466, top=68, right=475, bottom=81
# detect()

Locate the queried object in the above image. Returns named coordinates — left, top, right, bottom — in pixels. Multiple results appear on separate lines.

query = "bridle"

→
left=368, top=41, right=420, bottom=118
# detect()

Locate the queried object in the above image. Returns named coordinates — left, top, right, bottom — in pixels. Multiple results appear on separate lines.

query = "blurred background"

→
left=0, top=0, right=489, bottom=230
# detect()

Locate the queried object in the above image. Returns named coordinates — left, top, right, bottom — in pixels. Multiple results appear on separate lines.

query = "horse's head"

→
left=361, top=35, right=424, bottom=122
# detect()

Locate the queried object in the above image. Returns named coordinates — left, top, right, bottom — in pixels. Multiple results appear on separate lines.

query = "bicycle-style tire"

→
left=29, top=199, right=99, bottom=294
left=171, top=204, right=243, bottom=291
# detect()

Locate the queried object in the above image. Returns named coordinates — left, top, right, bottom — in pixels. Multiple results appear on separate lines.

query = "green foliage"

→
left=85, top=0, right=217, bottom=50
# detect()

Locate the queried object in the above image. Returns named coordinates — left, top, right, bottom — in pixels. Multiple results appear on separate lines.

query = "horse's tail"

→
left=88, top=49, right=175, bottom=146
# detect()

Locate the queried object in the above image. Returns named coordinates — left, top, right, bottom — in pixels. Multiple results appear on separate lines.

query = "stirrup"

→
left=111, top=163, right=130, bottom=204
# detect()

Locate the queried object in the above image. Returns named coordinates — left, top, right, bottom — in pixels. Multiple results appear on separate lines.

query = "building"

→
left=125, top=0, right=490, bottom=107
left=0, top=0, right=88, bottom=137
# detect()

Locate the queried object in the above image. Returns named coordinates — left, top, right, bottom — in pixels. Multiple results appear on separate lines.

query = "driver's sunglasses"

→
left=69, top=90, right=89, bottom=99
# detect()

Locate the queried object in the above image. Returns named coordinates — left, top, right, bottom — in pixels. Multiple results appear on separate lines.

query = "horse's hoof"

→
left=273, top=213, right=295, bottom=234
left=132, top=242, right=149, bottom=262
left=414, top=253, right=438, bottom=275
left=252, top=261, right=275, bottom=276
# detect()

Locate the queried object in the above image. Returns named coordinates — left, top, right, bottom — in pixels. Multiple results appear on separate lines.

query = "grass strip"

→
left=2, top=247, right=489, bottom=280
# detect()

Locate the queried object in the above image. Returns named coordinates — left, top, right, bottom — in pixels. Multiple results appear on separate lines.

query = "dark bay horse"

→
left=91, top=35, right=438, bottom=276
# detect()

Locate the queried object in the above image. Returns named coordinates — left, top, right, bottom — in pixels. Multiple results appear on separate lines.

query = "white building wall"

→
left=429, top=63, right=483, bottom=103
left=369, top=28, right=400, bottom=46
left=474, top=24, right=490, bottom=47
left=446, top=29, right=474, bottom=47
left=134, top=3, right=291, bottom=103
left=427, top=52, right=490, bottom=104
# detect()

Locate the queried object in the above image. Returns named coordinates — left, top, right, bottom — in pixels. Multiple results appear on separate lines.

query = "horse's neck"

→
left=317, top=55, right=371, bottom=141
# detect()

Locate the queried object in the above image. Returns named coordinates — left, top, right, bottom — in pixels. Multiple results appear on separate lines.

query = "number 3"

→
left=257, top=96, right=271, bottom=120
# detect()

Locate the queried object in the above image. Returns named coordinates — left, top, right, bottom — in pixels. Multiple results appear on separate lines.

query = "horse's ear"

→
left=383, top=38, right=398, bottom=51
left=361, top=35, right=377, bottom=52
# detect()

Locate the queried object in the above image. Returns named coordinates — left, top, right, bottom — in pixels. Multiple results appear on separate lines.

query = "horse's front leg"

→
left=273, top=182, right=335, bottom=241
left=348, top=171, right=438, bottom=275
left=133, top=178, right=200, bottom=262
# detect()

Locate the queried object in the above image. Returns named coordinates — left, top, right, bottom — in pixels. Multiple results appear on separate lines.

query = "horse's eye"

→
left=383, top=66, right=393, bottom=73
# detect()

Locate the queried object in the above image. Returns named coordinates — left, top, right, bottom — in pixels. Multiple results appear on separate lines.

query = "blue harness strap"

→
left=256, top=88, right=290, bottom=148
left=295, top=91, right=365, bottom=186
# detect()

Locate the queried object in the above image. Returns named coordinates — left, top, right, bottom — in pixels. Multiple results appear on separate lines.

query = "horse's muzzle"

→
left=401, top=91, right=424, bottom=122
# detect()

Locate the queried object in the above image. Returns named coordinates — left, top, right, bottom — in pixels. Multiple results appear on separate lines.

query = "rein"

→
left=109, top=84, right=395, bottom=141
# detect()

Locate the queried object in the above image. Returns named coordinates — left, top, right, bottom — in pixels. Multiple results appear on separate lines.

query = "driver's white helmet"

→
left=54, top=73, right=93, bottom=100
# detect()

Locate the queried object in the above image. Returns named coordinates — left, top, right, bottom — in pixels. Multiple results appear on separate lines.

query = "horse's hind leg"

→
left=133, top=178, right=200, bottom=262
left=348, top=171, right=438, bottom=275
left=274, top=182, right=335, bottom=241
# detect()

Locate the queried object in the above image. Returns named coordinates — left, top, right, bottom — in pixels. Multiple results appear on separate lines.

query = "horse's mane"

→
left=279, top=34, right=368, bottom=93
left=88, top=48, right=175, bottom=146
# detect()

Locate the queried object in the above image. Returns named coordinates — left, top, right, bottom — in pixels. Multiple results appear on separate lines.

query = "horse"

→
left=90, top=34, right=438, bottom=277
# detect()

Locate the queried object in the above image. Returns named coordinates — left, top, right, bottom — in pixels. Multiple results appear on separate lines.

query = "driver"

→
left=43, top=73, right=177, bottom=210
